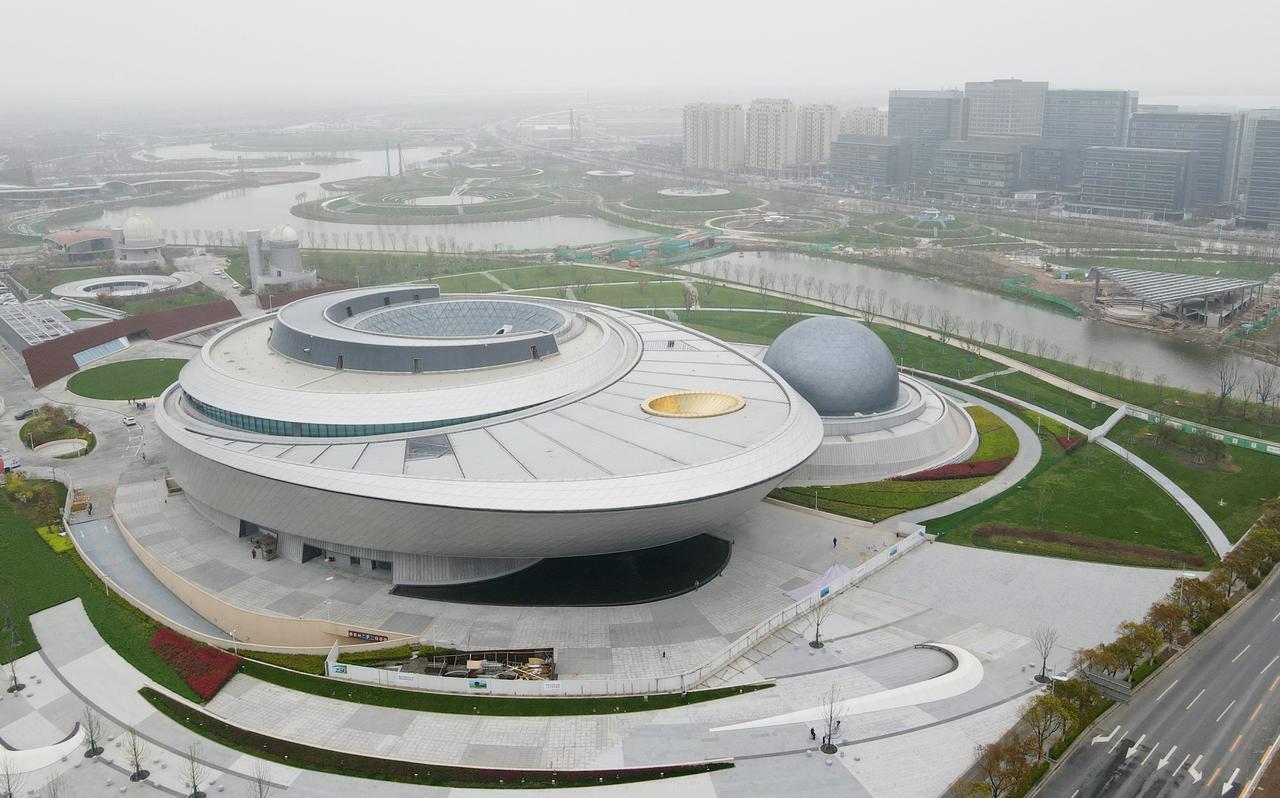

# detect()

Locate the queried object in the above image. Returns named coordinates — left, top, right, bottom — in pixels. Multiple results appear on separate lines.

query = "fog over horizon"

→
left=7, top=0, right=1279, bottom=113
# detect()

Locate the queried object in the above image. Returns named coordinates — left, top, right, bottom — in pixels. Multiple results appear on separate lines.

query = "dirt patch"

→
left=973, top=525, right=1207, bottom=568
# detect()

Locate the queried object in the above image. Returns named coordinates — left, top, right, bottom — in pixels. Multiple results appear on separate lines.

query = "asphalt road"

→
left=1039, top=571, right=1280, bottom=798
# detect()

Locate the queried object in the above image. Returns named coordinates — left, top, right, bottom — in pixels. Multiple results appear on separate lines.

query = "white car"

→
left=122, top=416, right=137, bottom=427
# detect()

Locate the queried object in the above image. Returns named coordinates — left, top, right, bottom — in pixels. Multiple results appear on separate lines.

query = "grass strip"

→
left=140, top=687, right=731, bottom=788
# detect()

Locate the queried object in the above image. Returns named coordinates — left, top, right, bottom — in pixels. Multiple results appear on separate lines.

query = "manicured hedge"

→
left=894, top=456, right=1013, bottom=481
left=149, top=629, right=240, bottom=701
left=35, top=525, right=73, bottom=554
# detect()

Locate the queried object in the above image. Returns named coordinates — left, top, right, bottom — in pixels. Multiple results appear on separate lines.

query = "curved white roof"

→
left=122, top=213, right=159, bottom=244
left=268, top=223, right=299, bottom=243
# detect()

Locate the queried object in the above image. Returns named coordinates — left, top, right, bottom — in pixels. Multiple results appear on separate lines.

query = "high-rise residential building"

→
left=745, top=98, right=798, bottom=174
left=682, top=103, right=745, bottom=172
left=887, top=89, right=966, bottom=179
left=1128, top=112, right=1240, bottom=212
left=964, top=79, right=1049, bottom=137
left=829, top=135, right=911, bottom=189
left=1240, top=112, right=1280, bottom=228
left=1042, top=90, right=1138, bottom=147
left=796, top=104, right=839, bottom=164
left=928, top=138, right=1027, bottom=198
left=840, top=107, right=887, bottom=137
left=1071, top=146, right=1198, bottom=220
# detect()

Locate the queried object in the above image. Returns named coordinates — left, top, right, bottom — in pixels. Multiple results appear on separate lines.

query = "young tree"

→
left=810, top=600, right=835, bottom=649
left=971, top=737, right=1032, bottom=798
left=124, top=728, right=150, bottom=782
left=184, top=742, right=208, bottom=798
left=818, top=685, right=843, bottom=753
left=2, top=637, right=24, bottom=694
left=1117, top=621, right=1164, bottom=666
left=1031, top=625, right=1059, bottom=682
left=0, top=758, right=23, bottom=798
left=1215, top=357, right=1242, bottom=413
left=1022, top=694, right=1075, bottom=761
left=1143, top=601, right=1187, bottom=645
left=81, top=706, right=104, bottom=757
left=42, top=774, right=65, bottom=798
left=246, top=762, right=274, bottom=798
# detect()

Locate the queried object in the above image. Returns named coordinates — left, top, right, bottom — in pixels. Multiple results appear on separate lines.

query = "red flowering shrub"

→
left=893, top=456, right=1013, bottom=481
left=1057, top=435, right=1085, bottom=454
left=148, top=628, right=241, bottom=701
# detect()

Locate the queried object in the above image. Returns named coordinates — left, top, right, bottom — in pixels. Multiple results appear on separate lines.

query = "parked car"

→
left=122, top=416, right=137, bottom=427
left=14, top=409, right=35, bottom=420
left=4, top=456, right=21, bottom=472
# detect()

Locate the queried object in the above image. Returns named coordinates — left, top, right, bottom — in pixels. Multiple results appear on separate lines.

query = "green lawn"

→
left=433, top=271, right=504, bottom=293
left=991, top=346, right=1280, bottom=442
left=67, top=358, right=187, bottom=399
left=977, top=370, right=1117, bottom=429
left=0, top=231, right=40, bottom=249
left=224, top=253, right=248, bottom=286
left=1109, top=417, right=1280, bottom=543
left=7, top=265, right=112, bottom=297
left=672, top=310, right=798, bottom=344
left=929, top=440, right=1213, bottom=569
left=623, top=191, right=761, bottom=212
left=61, top=308, right=110, bottom=320
left=491, top=264, right=659, bottom=290
left=0, top=490, right=200, bottom=701
left=114, top=285, right=225, bottom=315
left=771, top=406, right=1019, bottom=522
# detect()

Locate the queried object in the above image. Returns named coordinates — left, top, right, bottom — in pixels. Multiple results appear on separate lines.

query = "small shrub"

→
left=36, top=525, right=73, bottom=554
left=148, top=629, right=240, bottom=701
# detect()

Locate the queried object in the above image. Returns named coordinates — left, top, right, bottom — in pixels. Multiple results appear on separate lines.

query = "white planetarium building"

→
left=110, top=213, right=165, bottom=270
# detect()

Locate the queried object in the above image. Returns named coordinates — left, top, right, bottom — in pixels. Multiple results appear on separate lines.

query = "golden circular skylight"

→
left=641, top=391, right=745, bottom=419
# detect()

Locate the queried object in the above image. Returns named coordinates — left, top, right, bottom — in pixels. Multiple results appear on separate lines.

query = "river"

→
left=686, top=251, right=1254, bottom=392
left=84, top=143, right=644, bottom=251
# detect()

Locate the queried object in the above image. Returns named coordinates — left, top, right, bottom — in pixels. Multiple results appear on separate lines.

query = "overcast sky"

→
left=7, top=0, right=1277, bottom=108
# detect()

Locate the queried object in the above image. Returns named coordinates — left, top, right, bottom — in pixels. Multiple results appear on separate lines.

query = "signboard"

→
left=331, top=664, right=348, bottom=675
left=468, top=679, right=489, bottom=690
left=542, top=681, right=563, bottom=693
left=818, top=586, right=830, bottom=599
left=347, top=631, right=388, bottom=643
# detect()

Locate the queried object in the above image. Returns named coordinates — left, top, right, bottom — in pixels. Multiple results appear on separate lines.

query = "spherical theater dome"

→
left=764, top=316, right=899, bottom=416
left=268, top=224, right=299, bottom=244
left=122, top=213, right=160, bottom=243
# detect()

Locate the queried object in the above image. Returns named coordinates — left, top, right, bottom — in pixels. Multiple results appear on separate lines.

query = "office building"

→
left=1023, top=140, right=1083, bottom=190
left=1138, top=103, right=1179, bottom=113
left=927, top=139, right=1027, bottom=199
left=964, top=79, right=1048, bottom=137
left=682, top=103, right=745, bottom=172
left=1072, top=146, right=1197, bottom=220
left=887, top=89, right=966, bottom=179
left=745, top=98, right=798, bottom=174
left=1128, top=112, right=1240, bottom=212
left=1042, top=89, right=1138, bottom=147
left=840, top=107, right=887, bottom=137
left=796, top=104, right=839, bottom=165
left=829, top=135, right=911, bottom=189
left=1240, top=113, right=1280, bottom=228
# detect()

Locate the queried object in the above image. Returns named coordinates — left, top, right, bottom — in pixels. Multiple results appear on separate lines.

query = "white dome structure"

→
left=244, top=225, right=315, bottom=293
left=111, top=213, right=165, bottom=269
left=268, top=224, right=299, bottom=244
left=763, top=317, right=899, bottom=416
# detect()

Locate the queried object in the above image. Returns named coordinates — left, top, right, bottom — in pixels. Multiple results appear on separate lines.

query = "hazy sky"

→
left=7, top=0, right=1277, bottom=107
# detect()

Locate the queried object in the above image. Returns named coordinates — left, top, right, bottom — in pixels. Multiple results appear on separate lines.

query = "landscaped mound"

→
left=148, top=629, right=240, bottom=701
left=67, top=358, right=187, bottom=400
left=972, top=526, right=1208, bottom=569
left=894, top=456, right=1013, bottom=481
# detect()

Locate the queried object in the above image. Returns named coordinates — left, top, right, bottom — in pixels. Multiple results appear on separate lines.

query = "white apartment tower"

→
left=746, top=98, right=798, bottom=174
left=682, top=103, right=745, bottom=172
left=797, top=104, right=839, bottom=164
left=964, top=78, right=1049, bottom=137
left=840, top=107, right=888, bottom=137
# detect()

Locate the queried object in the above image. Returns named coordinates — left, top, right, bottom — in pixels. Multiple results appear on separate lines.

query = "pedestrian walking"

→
left=251, top=548, right=257, bottom=560
left=810, top=728, right=816, bottom=741
left=832, top=536, right=837, bottom=548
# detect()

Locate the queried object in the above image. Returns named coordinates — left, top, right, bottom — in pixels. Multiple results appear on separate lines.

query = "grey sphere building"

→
left=763, top=316, right=899, bottom=416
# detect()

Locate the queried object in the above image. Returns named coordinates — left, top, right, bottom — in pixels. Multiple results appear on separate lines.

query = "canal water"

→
left=686, top=251, right=1254, bottom=392
left=86, top=144, right=643, bottom=250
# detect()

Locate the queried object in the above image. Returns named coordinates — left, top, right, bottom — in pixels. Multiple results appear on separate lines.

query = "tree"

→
left=81, top=706, right=104, bottom=757
left=1253, top=367, right=1278, bottom=415
left=1173, top=576, right=1228, bottom=632
left=1022, top=694, right=1075, bottom=761
left=124, top=728, right=150, bottom=782
left=42, top=774, right=65, bottom=798
left=0, top=758, right=23, bottom=798
left=1214, top=357, right=1242, bottom=413
left=1117, top=621, right=1164, bottom=666
left=245, top=762, right=274, bottom=798
left=818, top=685, right=843, bottom=753
left=2, top=637, right=24, bottom=694
left=1033, top=488, right=1051, bottom=524
left=1055, top=677, right=1105, bottom=723
left=810, top=600, right=835, bottom=649
left=1031, top=625, right=1059, bottom=682
left=184, top=742, right=208, bottom=798
left=971, top=737, right=1032, bottom=798
left=1144, top=601, right=1187, bottom=645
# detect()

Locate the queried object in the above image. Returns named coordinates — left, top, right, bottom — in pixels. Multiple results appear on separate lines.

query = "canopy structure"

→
left=1089, top=266, right=1265, bottom=327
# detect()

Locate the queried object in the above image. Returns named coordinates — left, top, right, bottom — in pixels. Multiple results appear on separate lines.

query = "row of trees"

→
left=955, top=527, right=1280, bottom=798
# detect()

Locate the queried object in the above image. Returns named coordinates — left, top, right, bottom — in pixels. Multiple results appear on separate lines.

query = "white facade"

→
left=111, top=213, right=165, bottom=270
left=964, top=79, right=1048, bottom=137
left=682, top=103, right=745, bottom=172
left=746, top=98, right=798, bottom=174
left=840, top=106, right=888, bottom=137
left=245, top=224, right=317, bottom=292
left=796, top=103, right=839, bottom=165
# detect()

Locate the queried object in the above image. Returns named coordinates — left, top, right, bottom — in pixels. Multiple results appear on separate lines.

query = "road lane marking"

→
left=1069, top=791, right=1079, bottom=798
left=1231, top=734, right=1244, bottom=753
left=1172, top=752, right=1190, bottom=777
left=1189, top=754, right=1205, bottom=783
left=1188, top=688, right=1206, bottom=709
left=1251, top=701, right=1265, bottom=722
left=1264, top=655, right=1279, bottom=675
left=1126, top=734, right=1147, bottom=759
left=1108, top=730, right=1128, bottom=754
left=1157, top=679, right=1179, bottom=701
left=1158, top=746, right=1178, bottom=770
left=1233, top=645, right=1252, bottom=663
left=1224, top=767, right=1240, bottom=794
left=1271, top=674, right=1280, bottom=692
left=1272, top=608, right=1280, bottom=622
left=1217, top=699, right=1237, bottom=722
left=1208, top=766, right=1221, bottom=788
left=1092, top=725, right=1120, bottom=745
left=1142, top=742, right=1160, bottom=765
